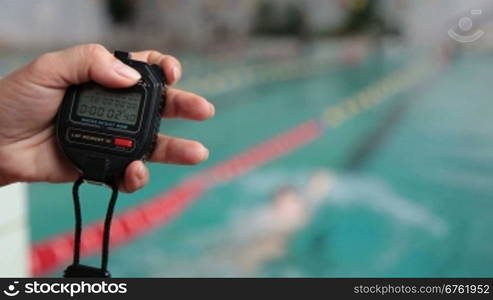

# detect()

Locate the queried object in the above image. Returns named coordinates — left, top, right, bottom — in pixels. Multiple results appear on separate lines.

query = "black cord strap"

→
left=64, top=177, right=119, bottom=278
left=102, top=180, right=119, bottom=271
left=71, top=178, right=83, bottom=266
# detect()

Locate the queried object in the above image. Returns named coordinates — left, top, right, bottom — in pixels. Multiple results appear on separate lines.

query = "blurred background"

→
left=1, top=0, right=493, bottom=277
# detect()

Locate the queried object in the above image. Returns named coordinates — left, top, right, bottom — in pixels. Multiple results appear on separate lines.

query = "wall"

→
left=0, top=0, right=108, bottom=50
left=0, top=184, right=29, bottom=277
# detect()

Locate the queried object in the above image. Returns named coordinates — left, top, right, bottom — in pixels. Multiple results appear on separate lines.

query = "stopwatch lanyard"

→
left=64, top=177, right=119, bottom=278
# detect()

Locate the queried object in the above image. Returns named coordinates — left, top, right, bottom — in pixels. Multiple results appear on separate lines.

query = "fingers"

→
left=119, top=134, right=209, bottom=193
left=131, top=51, right=216, bottom=121
left=119, top=161, right=149, bottom=193
left=165, top=88, right=215, bottom=120
left=149, top=134, right=209, bottom=165
left=26, top=44, right=141, bottom=89
left=27, top=45, right=216, bottom=121
left=131, top=50, right=182, bottom=85
left=25, top=46, right=184, bottom=90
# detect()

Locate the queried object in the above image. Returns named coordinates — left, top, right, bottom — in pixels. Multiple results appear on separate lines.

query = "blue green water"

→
left=21, top=46, right=493, bottom=277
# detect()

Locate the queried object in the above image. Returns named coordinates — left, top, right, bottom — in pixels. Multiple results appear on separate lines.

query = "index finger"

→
left=130, top=50, right=182, bottom=85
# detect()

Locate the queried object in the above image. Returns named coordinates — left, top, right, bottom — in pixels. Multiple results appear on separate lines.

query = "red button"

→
left=114, top=138, right=133, bottom=148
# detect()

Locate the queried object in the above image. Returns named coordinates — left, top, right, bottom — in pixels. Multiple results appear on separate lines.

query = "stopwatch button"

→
left=114, top=51, right=130, bottom=61
left=114, top=138, right=133, bottom=148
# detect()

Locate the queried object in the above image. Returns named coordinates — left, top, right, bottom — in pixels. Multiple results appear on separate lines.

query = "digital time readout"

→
left=76, top=86, right=142, bottom=126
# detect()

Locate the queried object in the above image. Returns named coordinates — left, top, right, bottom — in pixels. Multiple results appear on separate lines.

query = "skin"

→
left=0, top=44, right=214, bottom=193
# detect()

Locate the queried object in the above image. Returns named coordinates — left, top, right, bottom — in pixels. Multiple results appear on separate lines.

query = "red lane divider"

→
left=205, top=121, right=323, bottom=183
left=30, top=120, right=324, bottom=276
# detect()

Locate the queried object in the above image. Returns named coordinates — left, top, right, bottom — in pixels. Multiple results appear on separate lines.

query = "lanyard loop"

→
left=64, top=177, right=119, bottom=278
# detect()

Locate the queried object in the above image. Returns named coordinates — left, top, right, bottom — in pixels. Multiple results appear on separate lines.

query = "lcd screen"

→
left=76, top=86, right=141, bottom=125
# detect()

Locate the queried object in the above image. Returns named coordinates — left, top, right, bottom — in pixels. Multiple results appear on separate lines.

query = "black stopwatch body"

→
left=56, top=51, right=166, bottom=184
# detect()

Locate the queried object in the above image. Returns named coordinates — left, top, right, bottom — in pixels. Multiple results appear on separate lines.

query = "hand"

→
left=0, top=44, right=214, bottom=192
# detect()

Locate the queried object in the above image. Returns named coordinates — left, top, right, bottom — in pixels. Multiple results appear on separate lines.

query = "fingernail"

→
left=136, top=163, right=147, bottom=181
left=184, top=144, right=209, bottom=164
left=171, top=66, right=181, bottom=83
left=209, top=103, right=215, bottom=117
left=189, top=144, right=209, bottom=162
left=201, top=147, right=210, bottom=161
left=113, top=60, right=141, bottom=80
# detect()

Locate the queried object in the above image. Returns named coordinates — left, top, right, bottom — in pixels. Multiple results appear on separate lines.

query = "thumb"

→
left=26, top=44, right=141, bottom=89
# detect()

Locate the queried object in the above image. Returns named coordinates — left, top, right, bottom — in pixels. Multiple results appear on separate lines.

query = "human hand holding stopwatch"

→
left=0, top=44, right=214, bottom=192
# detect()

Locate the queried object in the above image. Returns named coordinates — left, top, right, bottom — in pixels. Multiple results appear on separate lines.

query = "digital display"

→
left=76, top=86, right=141, bottom=125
